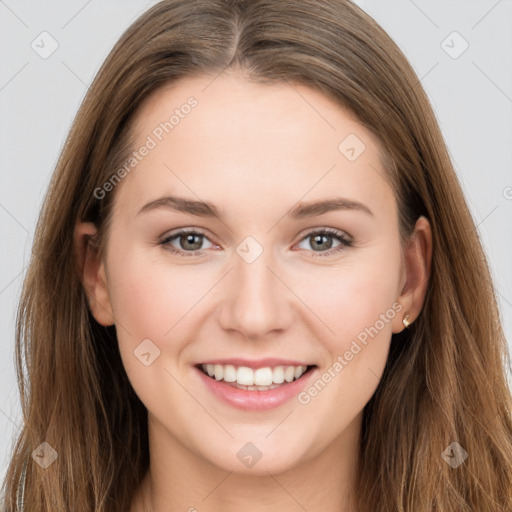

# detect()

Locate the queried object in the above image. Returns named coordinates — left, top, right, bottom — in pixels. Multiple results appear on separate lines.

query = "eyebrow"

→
left=136, top=195, right=374, bottom=219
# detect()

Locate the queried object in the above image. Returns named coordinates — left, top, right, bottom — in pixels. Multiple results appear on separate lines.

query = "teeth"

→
left=272, top=366, right=285, bottom=383
left=214, top=364, right=223, bottom=381
left=223, top=364, right=237, bottom=382
left=254, top=367, right=273, bottom=386
left=284, top=366, right=295, bottom=383
left=201, top=363, right=309, bottom=386
left=237, top=366, right=254, bottom=385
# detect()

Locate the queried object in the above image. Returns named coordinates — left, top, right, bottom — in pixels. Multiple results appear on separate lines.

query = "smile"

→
left=198, top=363, right=313, bottom=390
left=194, top=361, right=318, bottom=411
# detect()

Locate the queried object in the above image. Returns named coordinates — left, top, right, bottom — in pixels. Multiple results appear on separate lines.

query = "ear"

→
left=392, top=215, right=432, bottom=333
left=73, top=221, right=115, bottom=326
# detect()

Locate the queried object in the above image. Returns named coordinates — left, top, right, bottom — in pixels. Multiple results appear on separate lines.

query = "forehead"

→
left=112, top=72, right=393, bottom=222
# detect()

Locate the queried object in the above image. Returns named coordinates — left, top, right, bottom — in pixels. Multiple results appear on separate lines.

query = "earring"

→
left=402, top=314, right=411, bottom=328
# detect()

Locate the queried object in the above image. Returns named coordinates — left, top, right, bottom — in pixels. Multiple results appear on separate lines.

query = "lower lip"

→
left=194, top=366, right=317, bottom=411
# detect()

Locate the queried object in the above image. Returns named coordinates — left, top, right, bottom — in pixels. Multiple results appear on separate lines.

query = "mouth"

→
left=195, top=363, right=317, bottom=391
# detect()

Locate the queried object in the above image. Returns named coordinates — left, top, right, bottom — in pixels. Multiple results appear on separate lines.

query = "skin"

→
left=74, top=72, right=432, bottom=512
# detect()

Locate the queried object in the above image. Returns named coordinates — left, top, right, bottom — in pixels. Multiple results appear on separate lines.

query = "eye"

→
left=160, top=229, right=215, bottom=257
left=296, top=228, right=352, bottom=257
left=159, top=227, right=353, bottom=258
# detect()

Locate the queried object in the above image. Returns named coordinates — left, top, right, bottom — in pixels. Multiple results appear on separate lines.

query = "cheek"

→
left=293, top=238, right=402, bottom=345
left=108, top=248, right=210, bottom=336
left=106, top=247, right=229, bottom=384
left=293, top=240, right=402, bottom=420
left=294, top=247, right=402, bottom=435
left=106, top=250, right=208, bottom=410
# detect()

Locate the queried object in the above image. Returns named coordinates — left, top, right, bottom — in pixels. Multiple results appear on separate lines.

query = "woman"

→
left=2, top=0, right=511, bottom=511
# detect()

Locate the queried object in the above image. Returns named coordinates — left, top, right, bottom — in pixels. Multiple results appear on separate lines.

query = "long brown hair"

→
left=2, top=1, right=511, bottom=510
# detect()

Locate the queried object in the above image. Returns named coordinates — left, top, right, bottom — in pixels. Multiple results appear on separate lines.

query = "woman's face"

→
left=83, top=72, right=429, bottom=475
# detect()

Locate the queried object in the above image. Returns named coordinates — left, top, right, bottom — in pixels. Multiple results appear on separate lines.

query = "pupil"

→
left=312, top=234, right=332, bottom=251
left=182, top=234, right=202, bottom=250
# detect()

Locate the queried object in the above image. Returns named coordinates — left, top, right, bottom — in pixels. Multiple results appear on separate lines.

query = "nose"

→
left=217, top=241, right=294, bottom=340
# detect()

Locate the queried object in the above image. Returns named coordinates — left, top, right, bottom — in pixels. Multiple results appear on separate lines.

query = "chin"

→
left=199, top=435, right=313, bottom=476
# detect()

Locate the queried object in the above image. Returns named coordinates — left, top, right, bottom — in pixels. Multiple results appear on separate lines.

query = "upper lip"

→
left=195, top=358, right=314, bottom=369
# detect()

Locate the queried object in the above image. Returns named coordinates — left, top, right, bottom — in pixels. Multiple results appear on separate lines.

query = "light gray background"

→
left=1, top=0, right=511, bottom=481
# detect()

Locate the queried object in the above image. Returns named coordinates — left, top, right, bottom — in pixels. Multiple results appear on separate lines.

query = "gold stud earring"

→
left=402, top=314, right=411, bottom=328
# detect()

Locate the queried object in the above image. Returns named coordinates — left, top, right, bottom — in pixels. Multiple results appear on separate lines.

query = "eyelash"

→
left=159, top=227, right=353, bottom=258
